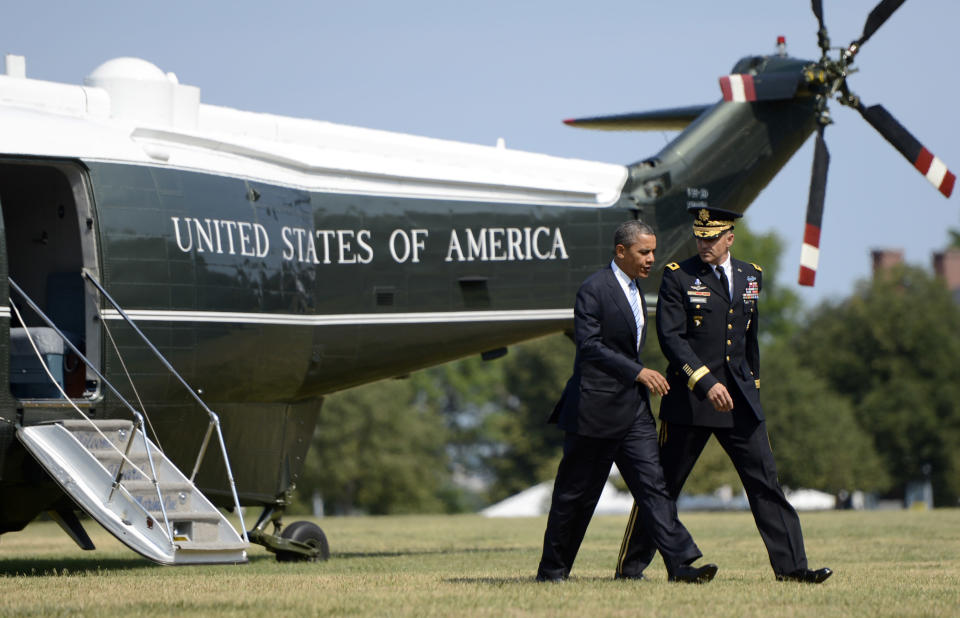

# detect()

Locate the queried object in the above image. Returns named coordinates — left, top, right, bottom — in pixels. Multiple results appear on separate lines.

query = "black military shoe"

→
left=776, top=567, right=833, bottom=584
left=668, top=563, right=718, bottom=583
left=535, top=572, right=567, bottom=583
left=614, top=572, right=646, bottom=581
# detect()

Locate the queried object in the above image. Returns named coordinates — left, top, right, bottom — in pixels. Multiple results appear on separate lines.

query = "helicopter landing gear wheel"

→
left=275, top=520, right=330, bottom=562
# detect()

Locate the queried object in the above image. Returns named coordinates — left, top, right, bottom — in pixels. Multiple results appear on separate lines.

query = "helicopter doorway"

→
left=0, top=160, right=100, bottom=401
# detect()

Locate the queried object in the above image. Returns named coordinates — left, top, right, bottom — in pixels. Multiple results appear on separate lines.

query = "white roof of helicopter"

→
left=0, top=56, right=627, bottom=207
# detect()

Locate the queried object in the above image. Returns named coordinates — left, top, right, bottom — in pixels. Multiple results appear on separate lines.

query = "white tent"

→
left=480, top=479, right=836, bottom=517
left=480, top=479, right=634, bottom=518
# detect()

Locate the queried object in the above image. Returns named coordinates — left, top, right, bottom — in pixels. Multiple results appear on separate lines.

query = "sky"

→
left=2, top=0, right=957, bottom=306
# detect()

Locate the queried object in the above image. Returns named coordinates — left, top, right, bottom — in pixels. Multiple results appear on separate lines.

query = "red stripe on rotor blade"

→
left=941, top=171, right=956, bottom=197
left=798, top=266, right=817, bottom=286
left=803, top=223, right=821, bottom=247
left=719, top=76, right=734, bottom=102
left=915, top=148, right=933, bottom=174
left=742, top=75, right=757, bottom=101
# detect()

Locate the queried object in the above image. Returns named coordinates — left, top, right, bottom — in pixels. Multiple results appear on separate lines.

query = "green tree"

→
left=410, top=356, right=506, bottom=506
left=735, top=218, right=803, bottom=342
left=761, top=340, right=889, bottom=493
left=481, top=334, right=571, bottom=502
left=795, top=265, right=960, bottom=505
left=296, top=379, right=451, bottom=515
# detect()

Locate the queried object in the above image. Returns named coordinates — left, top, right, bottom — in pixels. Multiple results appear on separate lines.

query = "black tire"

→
left=275, top=520, right=330, bottom=563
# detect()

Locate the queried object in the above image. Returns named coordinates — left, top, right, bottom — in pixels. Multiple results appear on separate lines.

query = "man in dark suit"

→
left=536, top=220, right=718, bottom=583
left=615, top=207, right=832, bottom=584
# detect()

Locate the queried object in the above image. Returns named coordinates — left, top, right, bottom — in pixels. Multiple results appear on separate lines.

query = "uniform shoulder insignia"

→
left=750, top=262, right=763, bottom=272
left=666, top=262, right=680, bottom=271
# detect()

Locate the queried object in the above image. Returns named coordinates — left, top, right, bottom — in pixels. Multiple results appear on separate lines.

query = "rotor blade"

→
left=858, top=103, right=956, bottom=197
left=718, top=72, right=802, bottom=102
left=855, top=0, right=907, bottom=49
left=799, top=127, right=830, bottom=286
left=563, top=105, right=711, bottom=132
left=811, top=0, right=824, bottom=25
left=811, top=0, right=830, bottom=55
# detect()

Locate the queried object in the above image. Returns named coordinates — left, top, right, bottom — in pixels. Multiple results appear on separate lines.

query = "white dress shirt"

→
left=611, top=260, right=644, bottom=329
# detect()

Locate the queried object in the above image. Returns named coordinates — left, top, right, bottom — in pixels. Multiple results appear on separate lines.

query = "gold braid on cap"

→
left=693, top=210, right=735, bottom=239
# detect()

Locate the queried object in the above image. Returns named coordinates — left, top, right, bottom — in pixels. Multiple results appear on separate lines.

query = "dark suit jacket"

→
left=549, top=266, right=650, bottom=439
left=657, top=255, right=763, bottom=428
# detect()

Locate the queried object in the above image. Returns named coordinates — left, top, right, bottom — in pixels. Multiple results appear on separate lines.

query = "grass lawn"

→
left=0, top=509, right=957, bottom=616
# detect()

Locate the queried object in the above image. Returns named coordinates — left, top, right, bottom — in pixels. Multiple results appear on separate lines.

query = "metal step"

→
left=17, top=420, right=248, bottom=565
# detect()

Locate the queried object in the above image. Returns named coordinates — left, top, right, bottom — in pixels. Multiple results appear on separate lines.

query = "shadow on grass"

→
left=0, top=546, right=526, bottom=574
left=0, top=556, right=161, bottom=576
left=333, top=546, right=525, bottom=559
left=445, top=575, right=620, bottom=585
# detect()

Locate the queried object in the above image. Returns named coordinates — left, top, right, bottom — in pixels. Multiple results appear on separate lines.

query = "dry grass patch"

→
left=0, top=510, right=957, bottom=616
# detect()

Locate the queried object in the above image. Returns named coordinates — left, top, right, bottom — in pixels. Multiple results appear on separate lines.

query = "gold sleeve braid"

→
left=687, top=366, right=710, bottom=390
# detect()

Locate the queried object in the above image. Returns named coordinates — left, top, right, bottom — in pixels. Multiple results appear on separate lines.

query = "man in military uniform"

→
left=614, top=207, right=832, bottom=584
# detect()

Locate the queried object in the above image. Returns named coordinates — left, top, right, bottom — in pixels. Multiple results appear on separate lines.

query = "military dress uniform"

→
left=655, top=255, right=764, bottom=429
left=615, top=208, right=825, bottom=582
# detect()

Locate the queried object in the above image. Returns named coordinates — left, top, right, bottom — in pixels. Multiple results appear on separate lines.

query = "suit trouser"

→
left=537, top=405, right=702, bottom=579
left=615, top=413, right=808, bottom=577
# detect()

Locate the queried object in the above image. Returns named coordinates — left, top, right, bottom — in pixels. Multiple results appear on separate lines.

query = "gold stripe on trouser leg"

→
left=617, top=502, right=640, bottom=574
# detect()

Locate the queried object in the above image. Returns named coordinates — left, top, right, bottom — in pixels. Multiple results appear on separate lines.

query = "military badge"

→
left=688, top=291, right=710, bottom=307
left=693, top=315, right=703, bottom=327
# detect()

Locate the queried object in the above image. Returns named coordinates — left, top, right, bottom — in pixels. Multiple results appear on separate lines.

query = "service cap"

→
left=689, top=206, right=742, bottom=239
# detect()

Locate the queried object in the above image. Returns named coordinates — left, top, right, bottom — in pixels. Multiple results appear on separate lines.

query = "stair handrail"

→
left=80, top=269, right=248, bottom=543
left=8, top=280, right=174, bottom=545
left=102, top=413, right=173, bottom=539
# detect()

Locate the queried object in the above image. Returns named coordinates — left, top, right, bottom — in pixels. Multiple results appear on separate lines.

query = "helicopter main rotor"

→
left=721, top=0, right=951, bottom=285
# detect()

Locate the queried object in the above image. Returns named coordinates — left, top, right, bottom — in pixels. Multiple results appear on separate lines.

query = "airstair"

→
left=10, top=274, right=249, bottom=565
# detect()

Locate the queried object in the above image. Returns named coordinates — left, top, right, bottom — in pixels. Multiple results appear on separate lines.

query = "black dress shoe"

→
left=535, top=572, right=567, bottom=583
left=668, top=563, right=718, bottom=583
left=614, top=572, right=646, bottom=581
left=776, top=567, right=833, bottom=584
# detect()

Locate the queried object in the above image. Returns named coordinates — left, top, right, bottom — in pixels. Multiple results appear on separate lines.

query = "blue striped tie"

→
left=628, top=281, right=643, bottom=350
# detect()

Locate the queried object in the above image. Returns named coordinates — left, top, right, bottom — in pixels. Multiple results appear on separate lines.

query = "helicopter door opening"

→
left=0, top=160, right=99, bottom=401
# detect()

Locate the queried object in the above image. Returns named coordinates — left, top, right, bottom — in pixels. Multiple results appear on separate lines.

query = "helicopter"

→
left=0, top=0, right=951, bottom=564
